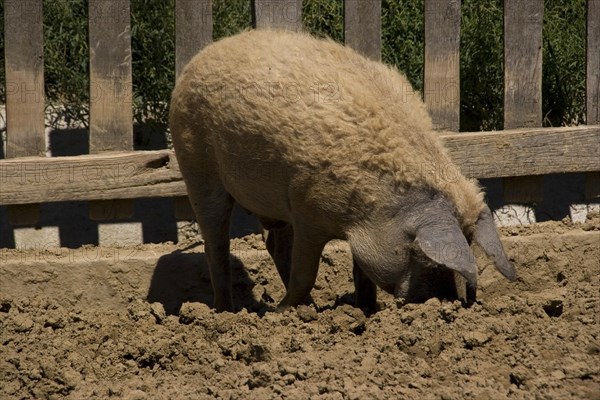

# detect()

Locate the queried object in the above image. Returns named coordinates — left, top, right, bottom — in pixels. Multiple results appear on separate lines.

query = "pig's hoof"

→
left=213, top=298, right=234, bottom=313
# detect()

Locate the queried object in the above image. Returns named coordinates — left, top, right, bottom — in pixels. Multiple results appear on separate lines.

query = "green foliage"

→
left=303, top=0, right=343, bottom=42
left=213, top=0, right=251, bottom=40
left=0, top=0, right=588, bottom=133
left=130, top=0, right=175, bottom=128
left=382, top=0, right=425, bottom=92
left=460, top=0, right=503, bottom=131
left=543, top=0, right=586, bottom=126
left=43, top=0, right=90, bottom=128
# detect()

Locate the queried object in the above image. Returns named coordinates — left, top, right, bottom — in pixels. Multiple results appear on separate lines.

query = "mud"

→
left=1, top=215, right=599, bottom=399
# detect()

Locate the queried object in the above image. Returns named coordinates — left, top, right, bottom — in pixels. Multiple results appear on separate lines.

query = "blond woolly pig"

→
left=170, top=30, right=516, bottom=313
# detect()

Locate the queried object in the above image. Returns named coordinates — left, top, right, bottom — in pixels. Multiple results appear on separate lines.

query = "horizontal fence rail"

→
left=1, top=0, right=599, bottom=222
left=1, top=125, right=598, bottom=206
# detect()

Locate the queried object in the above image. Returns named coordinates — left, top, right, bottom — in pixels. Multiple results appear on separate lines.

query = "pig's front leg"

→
left=353, top=261, right=377, bottom=315
left=189, top=185, right=235, bottom=312
left=277, top=224, right=328, bottom=309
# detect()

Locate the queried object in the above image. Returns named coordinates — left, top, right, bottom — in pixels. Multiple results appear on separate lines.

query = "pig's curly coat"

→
left=170, top=29, right=484, bottom=231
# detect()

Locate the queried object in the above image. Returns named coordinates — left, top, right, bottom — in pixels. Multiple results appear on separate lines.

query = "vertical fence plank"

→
left=175, top=0, right=213, bottom=78
left=4, top=0, right=45, bottom=225
left=586, top=0, right=600, bottom=200
left=252, top=0, right=302, bottom=31
left=344, top=0, right=381, bottom=60
left=174, top=0, right=213, bottom=220
left=424, top=0, right=461, bottom=131
left=88, top=0, right=134, bottom=220
left=503, top=0, right=544, bottom=205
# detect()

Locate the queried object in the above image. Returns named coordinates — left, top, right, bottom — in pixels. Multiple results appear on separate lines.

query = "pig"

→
left=169, top=29, right=516, bottom=313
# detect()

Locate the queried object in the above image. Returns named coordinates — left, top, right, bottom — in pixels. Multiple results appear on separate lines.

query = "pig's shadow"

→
left=147, top=250, right=261, bottom=315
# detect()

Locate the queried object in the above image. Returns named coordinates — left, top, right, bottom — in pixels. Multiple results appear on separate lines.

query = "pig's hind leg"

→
left=188, top=184, right=235, bottom=312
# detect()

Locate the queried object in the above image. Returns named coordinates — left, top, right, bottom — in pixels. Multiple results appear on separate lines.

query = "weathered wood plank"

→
left=89, top=0, right=133, bottom=152
left=586, top=0, right=600, bottom=200
left=89, top=0, right=134, bottom=219
left=503, top=0, right=544, bottom=203
left=424, top=0, right=461, bottom=131
left=4, top=0, right=45, bottom=225
left=1, top=126, right=598, bottom=206
left=344, top=0, right=381, bottom=61
left=0, top=151, right=186, bottom=205
left=440, top=126, right=600, bottom=179
left=4, top=0, right=45, bottom=158
left=175, top=0, right=213, bottom=78
left=504, top=0, right=543, bottom=129
left=252, top=0, right=302, bottom=31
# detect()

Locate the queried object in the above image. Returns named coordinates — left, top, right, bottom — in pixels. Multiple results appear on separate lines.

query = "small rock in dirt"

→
left=179, top=302, right=210, bottom=324
left=542, top=299, right=564, bottom=318
left=350, top=319, right=366, bottom=335
left=429, top=340, right=444, bottom=356
left=587, top=343, right=600, bottom=355
left=509, top=367, right=529, bottom=388
left=248, top=363, right=272, bottom=388
left=237, top=343, right=271, bottom=364
left=424, top=297, right=441, bottom=308
left=43, top=315, right=65, bottom=330
left=439, top=301, right=461, bottom=323
left=12, top=314, right=34, bottom=332
left=127, top=300, right=151, bottom=321
left=150, top=302, right=166, bottom=323
left=297, top=305, right=318, bottom=322
left=282, top=374, right=296, bottom=385
left=551, top=370, right=566, bottom=380
left=124, top=389, right=148, bottom=400
left=463, top=331, right=491, bottom=349
left=397, top=331, right=419, bottom=350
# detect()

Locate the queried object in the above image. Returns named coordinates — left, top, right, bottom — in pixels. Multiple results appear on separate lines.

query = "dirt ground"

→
left=1, top=214, right=599, bottom=399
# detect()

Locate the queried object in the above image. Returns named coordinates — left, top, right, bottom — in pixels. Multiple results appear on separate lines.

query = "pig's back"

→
left=170, top=30, right=482, bottom=228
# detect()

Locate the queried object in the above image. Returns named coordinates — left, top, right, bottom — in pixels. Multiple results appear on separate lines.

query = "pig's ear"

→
left=472, top=205, right=517, bottom=281
left=414, top=219, right=478, bottom=299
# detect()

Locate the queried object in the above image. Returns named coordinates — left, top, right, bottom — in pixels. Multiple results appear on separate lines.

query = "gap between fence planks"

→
left=88, top=0, right=134, bottom=220
left=1, top=126, right=598, bottom=206
left=4, top=0, right=44, bottom=225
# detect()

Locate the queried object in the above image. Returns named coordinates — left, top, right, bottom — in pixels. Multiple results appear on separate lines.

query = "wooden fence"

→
left=1, top=0, right=599, bottom=229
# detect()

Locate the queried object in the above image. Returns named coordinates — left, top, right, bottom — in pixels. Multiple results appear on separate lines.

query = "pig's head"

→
left=347, top=187, right=516, bottom=303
